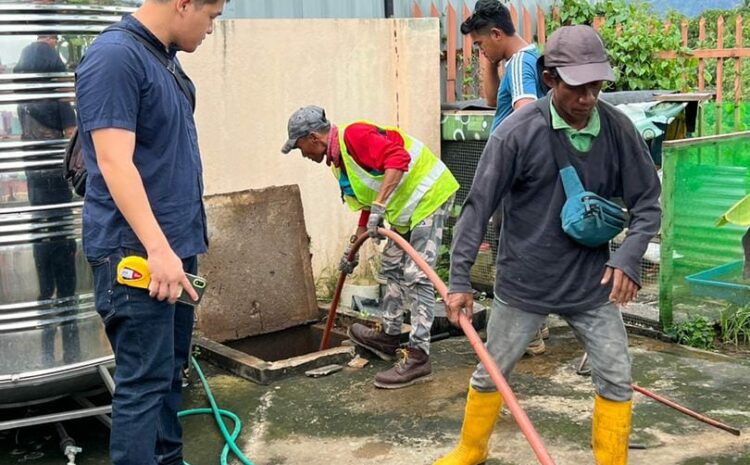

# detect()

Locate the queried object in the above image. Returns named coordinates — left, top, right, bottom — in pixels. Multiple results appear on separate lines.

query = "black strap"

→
left=106, top=26, right=196, bottom=112
left=547, top=116, right=573, bottom=172
left=545, top=104, right=588, bottom=198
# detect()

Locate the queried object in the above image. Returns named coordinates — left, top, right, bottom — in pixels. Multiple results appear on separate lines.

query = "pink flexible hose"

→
left=321, top=230, right=557, bottom=465
left=632, top=384, right=741, bottom=436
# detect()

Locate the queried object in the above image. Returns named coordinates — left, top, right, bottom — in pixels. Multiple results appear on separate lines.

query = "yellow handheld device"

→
left=116, top=255, right=207, bottom=306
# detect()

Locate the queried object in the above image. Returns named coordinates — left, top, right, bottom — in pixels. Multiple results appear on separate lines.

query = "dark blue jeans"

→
left=91, top=249, right=196, bottom=465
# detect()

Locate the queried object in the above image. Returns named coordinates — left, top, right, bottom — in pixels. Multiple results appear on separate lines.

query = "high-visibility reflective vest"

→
left=331, top=121, right=459, bottom=233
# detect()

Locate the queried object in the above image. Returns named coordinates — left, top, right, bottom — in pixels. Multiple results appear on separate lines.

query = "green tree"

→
left=675, top=6, right=750, bottom=101
left=547, top=0, right=694, bottom=92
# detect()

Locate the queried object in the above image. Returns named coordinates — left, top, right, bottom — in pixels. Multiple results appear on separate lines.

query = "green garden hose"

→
left=179, top=356, right=256, bottom=465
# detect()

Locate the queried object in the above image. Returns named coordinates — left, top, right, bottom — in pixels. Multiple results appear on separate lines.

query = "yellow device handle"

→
left=117, top=255, right=151, bottom=289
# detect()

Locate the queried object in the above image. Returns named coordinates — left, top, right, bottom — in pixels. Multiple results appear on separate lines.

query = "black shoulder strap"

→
left=106, top=26, right=196, bottom=112
left=547, top=120, right=572, bottom=172
left=543, top=99, right=588, bottom=197
left=538, top=97, right=568, bottom=171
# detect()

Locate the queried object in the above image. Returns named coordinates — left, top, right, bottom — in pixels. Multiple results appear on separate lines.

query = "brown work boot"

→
left=347, top=323, right=400, bottom=361
left=540, top=323, right=550, bottom=340
left=373, top=347, right=432, bottom=389
left=524, top=330, right=546, bottom=356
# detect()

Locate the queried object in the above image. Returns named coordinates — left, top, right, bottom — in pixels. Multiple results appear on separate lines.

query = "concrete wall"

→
left=180, top=18, right=441, bottom=281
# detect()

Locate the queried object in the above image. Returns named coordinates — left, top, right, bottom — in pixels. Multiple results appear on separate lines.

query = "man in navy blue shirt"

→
left=14, top=35, right=76, bottom=139
left=75, top=1, right=226, bottom=464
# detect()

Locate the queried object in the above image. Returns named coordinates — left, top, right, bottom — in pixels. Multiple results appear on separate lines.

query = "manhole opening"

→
left=223, top=323, right=347, bottom=362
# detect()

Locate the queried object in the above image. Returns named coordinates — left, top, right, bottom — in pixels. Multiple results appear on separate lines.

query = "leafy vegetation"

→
left=667, top=315, right=717, bottom=350
left=435, top=244, right=451, bottom=284
left=315, top=266, right=340, bottom=301
left=676, top=6, right=750, bottom=101
left=544, top=1, right=750, bottom=132
left=547, top=0, right=750, bottom=100
left=546, top=0, right=694, bottom=92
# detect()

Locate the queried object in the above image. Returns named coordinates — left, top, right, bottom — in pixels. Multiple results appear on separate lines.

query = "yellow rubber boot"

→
left=433, top=386, right=503, bottom=465
left=592, top=394, right=633, bottom=465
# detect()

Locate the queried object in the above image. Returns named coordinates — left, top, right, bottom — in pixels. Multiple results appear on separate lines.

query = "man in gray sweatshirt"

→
left=435, top=25, right=661, bottom=465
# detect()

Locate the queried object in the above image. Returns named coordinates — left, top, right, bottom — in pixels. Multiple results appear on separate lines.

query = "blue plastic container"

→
left=685, top=260, right=750, bottom=306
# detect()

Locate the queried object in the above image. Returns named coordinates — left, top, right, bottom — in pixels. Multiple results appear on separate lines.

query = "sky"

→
left=635, top=0, right=744, bottom=17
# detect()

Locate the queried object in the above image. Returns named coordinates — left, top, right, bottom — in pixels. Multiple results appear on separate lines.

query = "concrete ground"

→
left=3, top=322, right=750, bottom=465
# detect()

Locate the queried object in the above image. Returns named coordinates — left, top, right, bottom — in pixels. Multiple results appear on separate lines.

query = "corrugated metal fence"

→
left=221, top=0, right=556, bottom=21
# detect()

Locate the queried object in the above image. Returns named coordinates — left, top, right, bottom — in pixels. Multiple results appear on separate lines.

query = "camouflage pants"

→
left=380, top=198, right=452, bottom=355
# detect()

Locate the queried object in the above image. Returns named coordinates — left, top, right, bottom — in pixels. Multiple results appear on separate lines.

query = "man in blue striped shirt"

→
left=461, top=0, right=548, bottom=355
left=462, top=0, right=545, bottom=131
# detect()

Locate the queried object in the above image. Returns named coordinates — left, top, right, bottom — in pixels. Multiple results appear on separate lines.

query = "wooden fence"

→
left=413, top=0, right=750, bottom=126
left=656, top=17, right=750, bottom=104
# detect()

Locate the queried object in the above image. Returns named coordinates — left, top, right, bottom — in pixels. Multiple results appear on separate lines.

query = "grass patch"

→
left=719, top=304, right=750, bottom=347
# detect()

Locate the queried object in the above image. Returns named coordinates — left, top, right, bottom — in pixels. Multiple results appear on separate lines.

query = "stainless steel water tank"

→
left=0, top=0, right=138, bottom=406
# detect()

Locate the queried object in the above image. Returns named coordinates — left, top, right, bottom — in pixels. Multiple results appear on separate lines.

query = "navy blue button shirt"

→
left=76, top=15, right=207, bottom=260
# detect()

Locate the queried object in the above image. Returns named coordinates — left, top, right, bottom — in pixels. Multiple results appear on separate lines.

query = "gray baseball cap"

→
left=539, top=25, right=615, bottom=86
left=281, top=105, right=330, bottom=154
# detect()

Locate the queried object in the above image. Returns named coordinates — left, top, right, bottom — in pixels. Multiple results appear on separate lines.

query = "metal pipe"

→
left=0, top=201, right=84, bottom=215
left=0, top=81, right=74, bottom=91
left=631, top=384, right=741, bottom=436
left=98, top=364, right=115, bottom=395
left=319, top=233, right=369, bottom=351
left=0, top=4, right=129, bottom=13
left=0, top=93, right=76, bottom=104
left=73, top=395, right=112, bottom=428
left=0, top=24, right=107, bottom=33
left=0, top=138, right=68, bottom=149
left=321, top=230, right=557, bottom=465
left=0, top=406, right=111, bottom=431
left=0, top=149, right=66, bottom=159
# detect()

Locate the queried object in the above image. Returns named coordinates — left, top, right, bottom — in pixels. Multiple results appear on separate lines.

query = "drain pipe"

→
left=322, top=230, right=557, bottom=465
left=383, top=0, right=394, bottom=18
left=54, top=423, right=82, bottom=465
